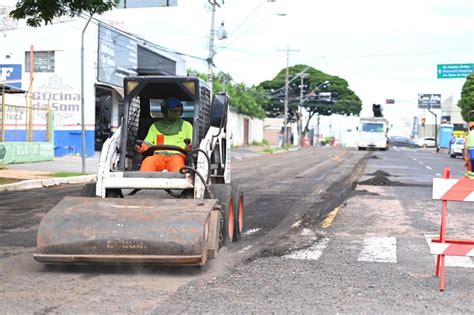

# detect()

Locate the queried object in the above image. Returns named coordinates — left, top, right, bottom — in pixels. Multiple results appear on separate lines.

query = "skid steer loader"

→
left=33, top=76, right=244, bottom=266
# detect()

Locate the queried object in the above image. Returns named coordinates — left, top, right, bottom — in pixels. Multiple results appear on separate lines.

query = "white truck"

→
left=356, top=117, right=389, bottom=150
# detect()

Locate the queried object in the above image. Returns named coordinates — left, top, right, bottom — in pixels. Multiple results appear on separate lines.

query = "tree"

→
left=458, top=72, right=474, bottom=122
left=258, top=64, right=362, bottom=142
left=188, top=70, right=267, bottom=119
left=10, top=0, right=119, bottom=27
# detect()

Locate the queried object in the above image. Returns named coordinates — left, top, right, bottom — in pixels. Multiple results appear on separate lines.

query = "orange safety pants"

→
left=140, top=154, right=185, bottom=172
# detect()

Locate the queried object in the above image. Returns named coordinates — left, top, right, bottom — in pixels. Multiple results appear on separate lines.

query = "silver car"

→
left=449, top=137, right=465, bottom=158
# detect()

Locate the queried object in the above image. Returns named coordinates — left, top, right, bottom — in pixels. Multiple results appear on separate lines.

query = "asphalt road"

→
left=1, top=146, right=472, bottom=313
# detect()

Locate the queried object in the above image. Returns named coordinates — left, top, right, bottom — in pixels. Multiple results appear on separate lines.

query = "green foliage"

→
left=257, top=64, right=362, bottom=122
left=10, top=0, right=119, bottom=27
left=251, top=139, right=270, bottom=146
left=187, top=70, right=267, bottom=119
left=51, top=172, right=85, bottom=177
left=458, top=72, right=474, bottom=122
left=0, top=178, right=20, bottom=185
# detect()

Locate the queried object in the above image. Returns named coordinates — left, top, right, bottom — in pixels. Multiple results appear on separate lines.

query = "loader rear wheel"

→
left=231, top=184, right=244, bottom=242
left=209, top=184, right=234, bottom=246
left=106, top=189, right=123, bottom=198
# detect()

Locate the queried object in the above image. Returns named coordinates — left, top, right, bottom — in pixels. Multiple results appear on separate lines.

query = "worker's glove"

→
left=183, top=138, right=194, bottom=167
left=134, top=140, right=147, bottom=153
left=184, top=138, right=192, bottom=152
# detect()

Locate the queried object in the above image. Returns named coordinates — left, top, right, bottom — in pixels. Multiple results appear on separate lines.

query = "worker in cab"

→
left=465, top=122, right=474, bottom=179
left=135, top=97, right=193, bottom=172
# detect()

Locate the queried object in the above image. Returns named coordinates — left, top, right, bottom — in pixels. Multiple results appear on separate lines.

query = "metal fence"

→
left=0, top=102, right=53, bottom=143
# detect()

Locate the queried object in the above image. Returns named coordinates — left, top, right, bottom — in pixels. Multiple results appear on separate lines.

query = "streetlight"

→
left=207, top=0, right=278, bottom=95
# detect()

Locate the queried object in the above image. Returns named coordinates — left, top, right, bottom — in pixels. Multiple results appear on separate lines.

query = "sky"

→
left=3, top=0, right=473, bottom=135
left=97, top=0, right=474, bottom=116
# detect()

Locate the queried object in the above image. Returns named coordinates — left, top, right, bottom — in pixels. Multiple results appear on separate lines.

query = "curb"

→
left=0, top=175, right=96, bottom=192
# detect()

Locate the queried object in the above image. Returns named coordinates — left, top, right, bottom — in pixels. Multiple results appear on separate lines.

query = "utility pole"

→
left=81, top=14, right=93, bottom=174
left=299, top=74, right=306, bottom=145
left=207, top=0, right=222, bottom=97
left=277, top=46, right=299, bottom=146
left=27, top=45, right=34, bottom=142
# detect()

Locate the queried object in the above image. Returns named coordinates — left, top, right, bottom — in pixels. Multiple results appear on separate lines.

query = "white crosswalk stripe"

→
left=280, top=235, right=474, bottom=267
left=283, top=237, right=330, bottom=261
left=357, top=236, right=397, bottom=263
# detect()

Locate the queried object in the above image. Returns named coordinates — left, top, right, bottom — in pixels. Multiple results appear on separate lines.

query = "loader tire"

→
left=231, top=184, right=244, bottom=242
left=209, top=184, right=234, bottom=246
left=106, top=189, right=123, bottom=198
left=80, top=183, right=96, bottom=197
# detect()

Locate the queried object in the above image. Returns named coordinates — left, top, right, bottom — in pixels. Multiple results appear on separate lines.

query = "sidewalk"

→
left=0, top=145, right=291, bottom=191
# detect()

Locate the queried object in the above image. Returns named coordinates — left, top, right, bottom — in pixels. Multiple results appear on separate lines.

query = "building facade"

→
left=0, top=14, right=185, bottom=157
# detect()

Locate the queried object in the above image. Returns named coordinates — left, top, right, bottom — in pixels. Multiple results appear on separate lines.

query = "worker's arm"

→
left=135, top=125, right=157, bottom=153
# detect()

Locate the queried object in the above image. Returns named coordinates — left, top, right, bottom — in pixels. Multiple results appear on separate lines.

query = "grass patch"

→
left=0, top=178, right=21, bottom=185
left=258, top=147, right=281, bottom=154
left=50, top=172, right=85, bottom=177
left=251, top=139, right=270, bottom=147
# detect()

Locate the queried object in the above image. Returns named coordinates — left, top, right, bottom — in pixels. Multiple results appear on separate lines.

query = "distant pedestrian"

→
left=278, top=131, right=284, bottom=148
left=449, top=134, right=455, bottom=153
left=465, top=122, right=474, bottom=178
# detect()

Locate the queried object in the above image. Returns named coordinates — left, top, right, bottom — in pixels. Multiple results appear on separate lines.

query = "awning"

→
left=0, top=83, right=26, bottom=94
left=95, top=83, right=124, bottom=98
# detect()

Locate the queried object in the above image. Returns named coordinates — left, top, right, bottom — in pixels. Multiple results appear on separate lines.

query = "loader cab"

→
left=119, top=76, right=213, bottom=171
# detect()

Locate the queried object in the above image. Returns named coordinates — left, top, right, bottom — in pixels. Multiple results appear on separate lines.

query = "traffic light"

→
left=372, top=104, right=383, bottom=117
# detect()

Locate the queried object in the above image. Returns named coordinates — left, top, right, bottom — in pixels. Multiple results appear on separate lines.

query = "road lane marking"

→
left=426, top=166, right=432, bottom=170
left=436, top=173, right=441, bottom=176
left=238, top=245, right=252, bottom=253
left=419, top=161, right=424, bottom=165
left=301, top=228, right=315, bottom=236
left=243, top=228, right=261, bottom=236
left=283, top=237, right=330, bottom=261
left=291, top=220, right=302, bottom=228
left=357, top=237, right=397, bottom=263
left=321, top=206, right=341, bottom=229
left=424, top=235, right=474, bottom=268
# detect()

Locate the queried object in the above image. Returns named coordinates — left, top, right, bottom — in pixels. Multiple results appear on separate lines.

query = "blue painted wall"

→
left=53, top=130, right=95, bottom=157
left=4, top=129, right=95, bottom=157
left=5, top=130, right=48, bottom=142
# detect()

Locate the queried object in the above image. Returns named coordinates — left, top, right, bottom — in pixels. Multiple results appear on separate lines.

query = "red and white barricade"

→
left=431, top=168, right=474, bottom=291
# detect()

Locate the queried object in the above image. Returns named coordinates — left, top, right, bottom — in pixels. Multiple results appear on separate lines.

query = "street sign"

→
left=418, top=93, right=441, bottom=109
left=118, top=0, right=177, bottom=8
left=98, top=24, right=137, bottom=87
left=0, top=64, right=22, bottom=89
left=437, top=63, right=474, bottom=79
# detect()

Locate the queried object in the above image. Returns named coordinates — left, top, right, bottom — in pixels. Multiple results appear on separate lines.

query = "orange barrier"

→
left=431, top=168, right=474, bottom=291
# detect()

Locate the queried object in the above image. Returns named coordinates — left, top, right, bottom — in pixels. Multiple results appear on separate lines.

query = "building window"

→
left=25, top=51, right=55, bottom=72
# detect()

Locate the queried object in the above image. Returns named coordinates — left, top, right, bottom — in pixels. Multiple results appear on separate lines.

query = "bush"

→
left=251, top=139, right=270, bottom=146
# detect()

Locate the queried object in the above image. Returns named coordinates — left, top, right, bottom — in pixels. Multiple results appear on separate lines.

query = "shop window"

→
left=25, top=51, right=55, bottom=72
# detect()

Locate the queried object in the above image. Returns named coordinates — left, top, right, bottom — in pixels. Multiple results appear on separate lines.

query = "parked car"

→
left=415, top=137, right=437, bottom=148
left=449, top=137, right=465, bottom=158
left=389, top=136, right=416, bottom=148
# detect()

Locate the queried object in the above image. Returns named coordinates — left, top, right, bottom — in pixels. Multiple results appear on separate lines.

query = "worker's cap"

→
left=164, top=97, right=183, bottom=109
